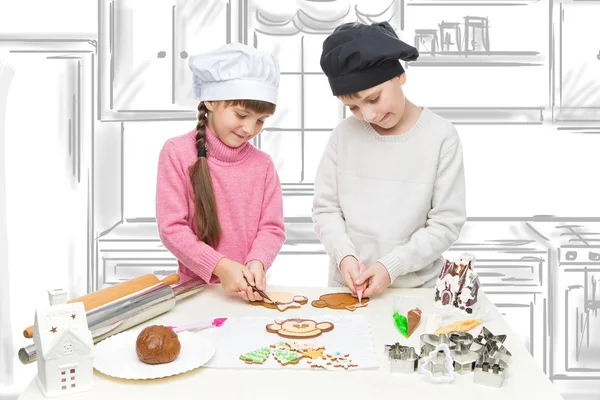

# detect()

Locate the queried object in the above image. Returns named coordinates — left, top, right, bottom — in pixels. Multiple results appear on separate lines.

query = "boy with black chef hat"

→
left=312, top=21, right=467, bottom=297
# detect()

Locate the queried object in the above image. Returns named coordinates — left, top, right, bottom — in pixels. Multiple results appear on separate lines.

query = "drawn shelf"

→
left=407, top=51, right=544, bottom=67
left=406, top=0, right=540, bottom=6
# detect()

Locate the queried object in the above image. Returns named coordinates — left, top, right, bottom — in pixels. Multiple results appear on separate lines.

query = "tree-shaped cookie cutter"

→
left=385, top=342, right=420, bottom=374
left=419, top=343, right=455, bottom=383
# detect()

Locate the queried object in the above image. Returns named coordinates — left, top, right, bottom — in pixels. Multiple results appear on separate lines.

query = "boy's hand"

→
left=241, top=260, right=266, bottom=302
left=339, top=256, right=367, bottom=295
left=357, top=262, right=391, bottom=297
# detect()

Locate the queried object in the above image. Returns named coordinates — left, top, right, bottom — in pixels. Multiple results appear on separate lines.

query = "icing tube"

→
left=357, top=261, right=367, bottom=304
left=169, top=318, right=228, bottom=333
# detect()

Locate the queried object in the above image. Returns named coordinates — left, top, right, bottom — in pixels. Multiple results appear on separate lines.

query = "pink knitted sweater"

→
left=156, top=128, right=285, bottom=283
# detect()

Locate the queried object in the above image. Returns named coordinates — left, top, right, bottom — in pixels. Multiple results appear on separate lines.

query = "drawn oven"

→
left=553, top=246, right=600, bottom=380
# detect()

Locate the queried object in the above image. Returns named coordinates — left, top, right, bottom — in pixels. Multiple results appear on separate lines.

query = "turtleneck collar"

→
left=189, top=126, right=252, bottom=166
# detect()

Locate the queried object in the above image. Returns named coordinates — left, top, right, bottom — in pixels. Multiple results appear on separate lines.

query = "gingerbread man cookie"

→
left=250, top=292, right=309, bottom=312
left=266, top=318, right=334, bottom=339
left=311, top=293, right=369, bottom=311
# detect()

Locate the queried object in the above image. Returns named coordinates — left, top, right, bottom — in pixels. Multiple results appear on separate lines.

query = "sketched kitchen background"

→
left=1, top=1, right=600, bottom=399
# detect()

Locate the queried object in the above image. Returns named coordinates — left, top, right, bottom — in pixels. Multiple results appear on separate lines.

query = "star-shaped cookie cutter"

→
left=470, top=327, right=512, bottom=363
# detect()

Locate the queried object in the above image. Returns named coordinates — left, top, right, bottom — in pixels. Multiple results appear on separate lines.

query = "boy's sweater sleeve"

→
left=378, top=137, right=467, bottom=283
left=312, top=129, right=359, bottom=268
left=156, top=141, right=225, bottom=283
left=244, top=160, right=286, bottom=270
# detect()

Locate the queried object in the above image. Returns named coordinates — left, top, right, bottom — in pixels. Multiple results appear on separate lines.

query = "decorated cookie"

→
left=326, top=351, right=350, bottom=361
left=303, top=347, right=326, bottom=360
left=250, top=292, right=309, bottom=312
left=333, top=358, right=358, bottom=370
left=239, top=346, right=271, bottom=364
left=311, top=293, right=369, bottom=311
left=307, top=357, right=329, bottom=369
left=272, top=347, right=304, bottom=365
left=287, top=342, right=325, bottom=354
left=270, top=342, right=288, bottom=350
left=266, top=318, right=334, bottom=339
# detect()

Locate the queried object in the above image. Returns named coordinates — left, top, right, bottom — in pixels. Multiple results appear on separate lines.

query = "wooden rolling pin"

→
left=23, top=273, right=180, bottom=338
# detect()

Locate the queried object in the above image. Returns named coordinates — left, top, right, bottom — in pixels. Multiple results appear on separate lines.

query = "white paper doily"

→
left=199, top=315, right=379, bottom=371
left=93, top=330, right=215, bottom=380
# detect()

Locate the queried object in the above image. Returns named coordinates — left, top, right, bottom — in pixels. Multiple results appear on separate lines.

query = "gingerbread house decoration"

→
left=434, top=253, right=480, bottom=313
left=33, top=288, right=94, bottom=397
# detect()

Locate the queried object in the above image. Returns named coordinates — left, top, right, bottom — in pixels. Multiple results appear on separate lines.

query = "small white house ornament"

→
left=33, top=288, right=94, bottom=397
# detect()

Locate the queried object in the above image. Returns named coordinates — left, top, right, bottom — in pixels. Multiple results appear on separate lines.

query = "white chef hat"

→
left=189, top=43, right=280, bottom=105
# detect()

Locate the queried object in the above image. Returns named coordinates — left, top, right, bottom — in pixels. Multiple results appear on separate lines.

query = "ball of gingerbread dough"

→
left=135, top=325, right=181, bottom=364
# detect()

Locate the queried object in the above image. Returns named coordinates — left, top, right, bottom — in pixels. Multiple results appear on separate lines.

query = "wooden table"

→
left=18, top=286, right=564, bottom=399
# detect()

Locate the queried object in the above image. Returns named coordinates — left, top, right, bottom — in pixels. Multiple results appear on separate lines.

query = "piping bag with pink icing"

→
left=357, top=261, right=367, bottom=304
left=167, top=318, right=227, bottom=333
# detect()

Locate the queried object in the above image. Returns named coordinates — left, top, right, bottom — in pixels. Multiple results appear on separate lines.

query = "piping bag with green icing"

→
left=393, top=311, right=408, bottom=338
left=392, top=295, right=423, bottom=338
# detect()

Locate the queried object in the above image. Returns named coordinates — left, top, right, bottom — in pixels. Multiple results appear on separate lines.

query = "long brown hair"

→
left=189, top=100, right=276, bottom=247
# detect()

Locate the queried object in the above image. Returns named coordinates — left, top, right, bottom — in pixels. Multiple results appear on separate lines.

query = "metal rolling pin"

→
left=18, top=279, right=205, bottom=365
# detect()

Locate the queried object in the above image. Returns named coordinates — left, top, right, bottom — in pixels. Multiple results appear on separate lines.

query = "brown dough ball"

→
left=135, top=325, right=181, bottom=364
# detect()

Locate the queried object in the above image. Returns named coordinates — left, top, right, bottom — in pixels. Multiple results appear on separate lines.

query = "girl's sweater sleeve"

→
left=156, top=141, right=225, bottom=283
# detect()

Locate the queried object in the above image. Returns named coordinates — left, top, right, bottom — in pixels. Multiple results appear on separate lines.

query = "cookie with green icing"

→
left=272, top=347, right=304, bottom=365
left=239, top=346, right=271, bottom=364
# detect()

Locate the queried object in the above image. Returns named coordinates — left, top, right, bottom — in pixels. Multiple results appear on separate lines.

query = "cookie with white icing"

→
left=250, top=292, right=309, bottom=311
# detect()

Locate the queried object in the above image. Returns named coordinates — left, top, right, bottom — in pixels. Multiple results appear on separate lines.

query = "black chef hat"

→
left=320, top=21, right=419, bottom=96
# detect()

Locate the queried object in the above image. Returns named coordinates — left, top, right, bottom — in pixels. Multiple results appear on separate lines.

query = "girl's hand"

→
left=356, top=262, right=391, bottom=297
left=239, top=260, right=266, bottom=302
left=213, top=258, right=254, bottom=297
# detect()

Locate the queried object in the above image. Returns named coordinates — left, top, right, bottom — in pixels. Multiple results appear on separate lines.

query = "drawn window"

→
left=249, top=0, right=399, bottom=190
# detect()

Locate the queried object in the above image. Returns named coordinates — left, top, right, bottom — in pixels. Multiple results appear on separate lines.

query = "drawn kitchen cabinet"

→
left=99, top=0, right=232, bottom=120
left=100, top=244, right=177, bottom=286
left=2, top=41, right=95, bottom=297
left=556, top=1, right=600, bottom=122
left=444, top=243, right=549, bottom=372
left=404, top=0, right=549, bottom=123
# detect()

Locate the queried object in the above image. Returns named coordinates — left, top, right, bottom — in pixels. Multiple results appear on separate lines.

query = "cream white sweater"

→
left=312, top=107, right=466, bottom=288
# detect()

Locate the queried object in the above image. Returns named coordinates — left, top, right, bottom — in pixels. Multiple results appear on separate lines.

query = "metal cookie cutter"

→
left=385, top=343, right=420, bottom=374
left=419, top=343, right=455, bottom=383
left=420, top=333, right=457, bottom=356
left=450, top=349, right=479, bottom=374
left=471, top=327, right=507, bottom=351
left=447, top=331, right=474, bottom=351
left=470, top=327, right=512, bottom=363
left=474, top=355, right=509, bottom=388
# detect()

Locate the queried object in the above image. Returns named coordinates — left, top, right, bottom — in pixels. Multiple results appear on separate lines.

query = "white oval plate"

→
left=93, top=330, right=215, bottom=380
